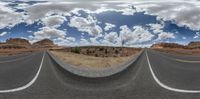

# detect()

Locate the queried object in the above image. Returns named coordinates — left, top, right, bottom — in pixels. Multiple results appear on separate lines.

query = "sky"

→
left=0, top=0, right=200, bottom=47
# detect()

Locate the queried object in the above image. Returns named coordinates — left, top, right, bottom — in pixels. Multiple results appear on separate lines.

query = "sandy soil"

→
left=0, top=49, right=42, bottom=56
left=50, top=51, right=138, bottom=69
left=153, top=48, right=200, bottom=56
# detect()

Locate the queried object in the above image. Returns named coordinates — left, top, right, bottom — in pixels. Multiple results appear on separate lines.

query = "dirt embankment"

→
left=50, top=48, right=141, bottom=69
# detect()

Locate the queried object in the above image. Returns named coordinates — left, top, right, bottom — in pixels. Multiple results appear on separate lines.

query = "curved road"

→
left=0, top=52, right=44, bottom=92
left=0, top=50, right=200, bottom=99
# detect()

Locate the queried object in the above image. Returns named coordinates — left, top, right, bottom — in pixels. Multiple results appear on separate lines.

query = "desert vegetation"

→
left=50, top=46, right=141, bottom=68
left=52, top=46, right=141, bottom=57
left=151, top=42, right=200, bottom=56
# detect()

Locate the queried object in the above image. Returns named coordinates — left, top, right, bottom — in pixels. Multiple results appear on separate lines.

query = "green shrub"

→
left=71, top=47, right=81, bottom=54
left=115, top=50, right=119, bottom=54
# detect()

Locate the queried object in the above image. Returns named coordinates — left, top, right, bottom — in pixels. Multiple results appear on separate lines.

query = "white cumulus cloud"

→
left=194, top=32, right=200, bottom=39
left=0, top=3, right=25, bottom=29
left=0, top=32, right=7, bottom=37
left=148, top=23, right=176, bottom=41
left=53, top=37, right=76, bottom=46
left=104, top=23, right=116, bottom=31
left=104, top=32, right=119, bottom=43
left=134, top=1, right=200, bottom=30
left=69, top=15, right=102, bottom=37
left=30, top=27, right=66, bottom=42
left=42, top=15, right=67, bottom=28
left=120, top=25, right=154, bottom=45
left=157, top=32, right=175, bottom=40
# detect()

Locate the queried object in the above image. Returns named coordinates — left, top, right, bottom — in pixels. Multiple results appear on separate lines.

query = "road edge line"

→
left=0, top=52, right=45, bottom=93
left=146, top=51, right=200, bottom=93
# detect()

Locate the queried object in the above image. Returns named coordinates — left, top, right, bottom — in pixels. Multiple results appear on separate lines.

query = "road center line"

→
left=174, top=59, right=200, bottom=63
left=0, top=52, right=45, bottom=93
left=146, top=51, right=200, bottom=93
left=153, top=51, right=200, bottom=63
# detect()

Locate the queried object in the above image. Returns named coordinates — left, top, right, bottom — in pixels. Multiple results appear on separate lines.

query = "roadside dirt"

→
left=0, top=49, right=42, bottom=56
left=50, top=51, right=140, bottom=69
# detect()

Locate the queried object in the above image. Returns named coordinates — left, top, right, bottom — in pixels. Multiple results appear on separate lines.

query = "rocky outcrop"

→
left=6, top=38, right=31, bottom=47
left=4, top=38, right=55, bottom=48
left=32, top=39, right=56, bottom=49
left=151, top=43, right=186, bottom=49
left=151, top=42, right=200, bottom=49
left=0, top=38, right=57, bottom=50
left=188, top=42, right=200, bottom=49
left=0, top=38, right=30, bottom=49
left=0, top=43, right=27, bottom=49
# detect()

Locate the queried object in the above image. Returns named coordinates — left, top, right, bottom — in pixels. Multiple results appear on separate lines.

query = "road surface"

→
left=0, top=49, right=200, bottom=99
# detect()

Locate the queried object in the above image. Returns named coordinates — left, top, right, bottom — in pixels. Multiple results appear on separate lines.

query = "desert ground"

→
left=50, top=47, right=141, bottom=68
left=0, top=49, right=41, bottom=56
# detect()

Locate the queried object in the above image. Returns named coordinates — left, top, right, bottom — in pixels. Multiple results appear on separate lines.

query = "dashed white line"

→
left=146, top=51, right=200, bottom=93
left=0, top=52, right=45, bottom=93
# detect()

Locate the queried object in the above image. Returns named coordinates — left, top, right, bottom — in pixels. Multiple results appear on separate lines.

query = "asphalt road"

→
left=0, top=49, right=200, bottom=99
left=0, top=52, right=35, bottom=62
left=0, top=52, right=43, bottom=91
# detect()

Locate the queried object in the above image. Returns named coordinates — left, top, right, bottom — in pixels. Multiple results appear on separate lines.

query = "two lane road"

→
left=147, top=50, right=200, bottom=93
left=0, top=52, right=44, bottom=93
left=0, top=50, right=200, bottom=99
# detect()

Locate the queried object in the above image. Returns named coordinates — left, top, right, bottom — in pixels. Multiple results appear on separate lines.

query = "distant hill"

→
left=151, top=42, right=186, bottom=49
left=151, top=41, right=200, bottom=49
left=0, top=38, right=56, bottom=49
left=32, top=39, right=57, bottom=49
left=188, top=41, right=200, bottom=49
left=6, top=38, right=31, bottom=47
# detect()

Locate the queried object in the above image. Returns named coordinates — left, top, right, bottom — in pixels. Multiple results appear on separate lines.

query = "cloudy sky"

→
left=0, top=0, right=200, bottom=47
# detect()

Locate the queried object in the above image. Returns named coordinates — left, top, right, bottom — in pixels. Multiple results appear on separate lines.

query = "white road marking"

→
left=146, top=51, right=200, bottom=93
left=153, top=50, right=200, bottom=63
left=0, top=52, right=45, bottom=93
left=174, top=59, right=200, bottom=63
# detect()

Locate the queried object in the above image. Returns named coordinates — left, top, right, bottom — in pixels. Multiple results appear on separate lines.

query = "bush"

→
left=99, top=47, right=104, bottom=51
left=115, top=50, right=119, bottom=54
left=71, top=47, right=81, bottom=54
left=105, top=49, right=108, bottom=54
left=86, top=49, right=90, bottom=54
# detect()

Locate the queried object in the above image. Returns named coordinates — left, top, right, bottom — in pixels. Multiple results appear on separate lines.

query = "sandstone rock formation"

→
left=151, top=43, right=186, bottom=49
left=0, top=38, right=30, bottom=49
left=32, top=39, right=56, bottom=49
left=0, top=43, right=26, bottom=49
left=6, top=38, right=31, bottom=47
left=188, top=42, right=200, bottom=49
